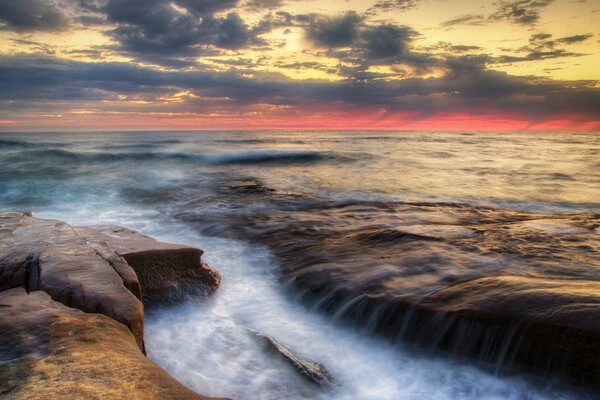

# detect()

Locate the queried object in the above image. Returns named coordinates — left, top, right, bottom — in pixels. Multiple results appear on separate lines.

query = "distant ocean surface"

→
left=1, top=130, right=598, bottom=215
left=1, top=130, right=598, bottom=400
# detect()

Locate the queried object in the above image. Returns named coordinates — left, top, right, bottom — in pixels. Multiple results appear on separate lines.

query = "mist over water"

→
left=0, top=130, right=598, bottom=399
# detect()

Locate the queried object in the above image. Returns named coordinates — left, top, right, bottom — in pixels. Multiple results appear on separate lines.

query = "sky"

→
left=0, top=0, right=599, bottom=131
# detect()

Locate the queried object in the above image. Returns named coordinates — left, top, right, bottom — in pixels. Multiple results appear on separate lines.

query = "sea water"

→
left=0, top=130, right=598, bottom=399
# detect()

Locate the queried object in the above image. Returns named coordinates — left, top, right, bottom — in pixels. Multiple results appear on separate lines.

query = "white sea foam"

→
left=142, top=224, right=586, bottom=400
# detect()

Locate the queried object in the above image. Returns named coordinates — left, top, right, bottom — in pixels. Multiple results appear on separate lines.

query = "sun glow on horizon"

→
left=0, top=0, right=598, bottom=131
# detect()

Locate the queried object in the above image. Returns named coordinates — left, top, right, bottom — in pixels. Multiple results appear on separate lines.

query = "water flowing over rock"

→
left=0, top=211, right=223, bottom=399
left=177, top=179, right=600, bottom=385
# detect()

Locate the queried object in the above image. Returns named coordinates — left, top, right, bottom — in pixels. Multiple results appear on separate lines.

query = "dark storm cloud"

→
left=0, top=0, right=69, bottom=31
left=304, top=13, right=434, bottom=77
left=1, top=55, right=598, bottom=120
left=306, top=12, right=363, bottom=48
left=95, top=0, right=259, bottom=63
left=360, top=24, right=415, bottom=59
left=490, top=0, right=554, bottom=26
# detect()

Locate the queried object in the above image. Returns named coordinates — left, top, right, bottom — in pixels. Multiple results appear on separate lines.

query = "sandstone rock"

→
left=0, top=211, right=145, bottom=351
left=77, top=225, right=220, bottom=306
left=253, top=331, right=336, bottom=387
left=0, top=288, right=224, bottom=400
left=0, top=212, right=225, bottom=399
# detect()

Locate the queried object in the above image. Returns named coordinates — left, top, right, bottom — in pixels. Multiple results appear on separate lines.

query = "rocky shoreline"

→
left=1, top=205, right=599, bottom=398
left=178, top=179, right=600, bottom=386
left=0, top=211, right=223, bottom=399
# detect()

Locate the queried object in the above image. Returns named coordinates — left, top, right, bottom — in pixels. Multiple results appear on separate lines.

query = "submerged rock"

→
left=252, top=331, right=336, bottom=387
left=0, top=211, right=224, bottom=399
left=177, top=181, right=600, bottom=385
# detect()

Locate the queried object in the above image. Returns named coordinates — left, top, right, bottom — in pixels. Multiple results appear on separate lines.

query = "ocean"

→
left=0, top=130, right=598, bottom=399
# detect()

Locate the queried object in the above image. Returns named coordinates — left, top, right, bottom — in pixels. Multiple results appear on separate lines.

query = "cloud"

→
left=490, top=0, right=554, bottom=26
left=444, top=1, right=555, bottom=28
left=0, top=0, right=597, bottom=129
left=244, top=0, right=285, bottom=10
left=0, top=0, right=69, bottom=32
left=556, top=33, right=593, bottom=44
left=367, top=0, right=420, bottom=14
left=493, top=32, right=593, bottom=63
left=359, top=24, right=415, bottom=59
left=1, top=55, right=598, bottom=121
left=441, top=14, right=486, bottom=27
left=96, top=0, right=260, bottom=64
left=305, top=12, right=362, bottom=48
left=304, top=13, right=432, bottom=77
left=176, top=0, right=239, bottom=15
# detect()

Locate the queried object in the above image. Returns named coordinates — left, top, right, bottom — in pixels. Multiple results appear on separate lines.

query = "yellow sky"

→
left=1, top=0, right=598, bottom=81
left=0, top=0, right=598, bottom=131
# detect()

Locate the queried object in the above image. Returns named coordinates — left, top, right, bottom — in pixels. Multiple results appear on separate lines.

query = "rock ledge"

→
left=0, top=211, right=223, bottom=400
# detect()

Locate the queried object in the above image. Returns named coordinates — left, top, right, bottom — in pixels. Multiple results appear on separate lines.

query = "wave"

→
left=5, top=149, right=348, bottom=166
left=95, top=139, right=182, bottom=150
left=204, top=150, right=333, bottom=165
left=0, top=139, right=32, bottom=148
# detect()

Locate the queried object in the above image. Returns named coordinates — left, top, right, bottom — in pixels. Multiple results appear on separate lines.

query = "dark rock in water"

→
left=225, top=178, right=277, bottom=195
left=252, top=331, right=336, bottom=387
left=0, top=288, right=223, bottom=400
left=76, top=225, right=221, bottom=306
left=177, top=182, right=600, bottom=385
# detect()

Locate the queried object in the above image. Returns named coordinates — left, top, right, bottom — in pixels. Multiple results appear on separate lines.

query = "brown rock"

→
left=77, top=225, right=220, bottom=305
left=0, top=288, right=225, bottom=400
left=176, top=182, right=600, bottom=385
left=0, top=212, right=144, bottom=351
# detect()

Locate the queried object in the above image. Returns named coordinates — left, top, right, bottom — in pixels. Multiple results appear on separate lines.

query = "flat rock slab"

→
left=0, top=211, right=144, bottom=351
left=77, top=225, right=220, bottom=306
left=0, top=288, right=223, bottom=400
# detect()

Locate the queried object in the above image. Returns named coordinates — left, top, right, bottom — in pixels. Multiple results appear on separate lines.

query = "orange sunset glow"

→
left=0, top=0, right=599, bottom=131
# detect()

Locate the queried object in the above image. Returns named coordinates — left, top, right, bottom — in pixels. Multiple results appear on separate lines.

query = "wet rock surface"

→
left=253, top=331, right=336, bottom=387
left=0, top=211, right=223, bottom=399
left=177, top=179, right=600, bottom=385
left=77, top=225, right=220, bottom=306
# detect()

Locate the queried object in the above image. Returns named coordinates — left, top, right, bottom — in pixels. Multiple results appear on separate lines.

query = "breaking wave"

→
left=6, top=149, right=349, bottom=166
